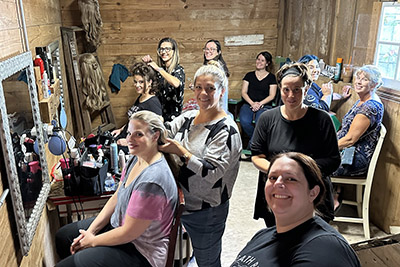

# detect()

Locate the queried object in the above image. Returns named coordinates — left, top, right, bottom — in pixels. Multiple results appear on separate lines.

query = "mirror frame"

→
left=0, top=51, right=50, bottom=256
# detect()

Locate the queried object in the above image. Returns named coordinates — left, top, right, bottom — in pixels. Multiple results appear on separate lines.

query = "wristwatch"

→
left=180, top=152, right=191, bottom=164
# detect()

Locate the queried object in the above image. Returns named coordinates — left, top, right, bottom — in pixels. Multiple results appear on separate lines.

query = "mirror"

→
left=0, top=51, right=50, bottom=256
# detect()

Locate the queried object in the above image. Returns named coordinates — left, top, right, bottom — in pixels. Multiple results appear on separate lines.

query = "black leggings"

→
left=55, top=217, right=151, bottom=267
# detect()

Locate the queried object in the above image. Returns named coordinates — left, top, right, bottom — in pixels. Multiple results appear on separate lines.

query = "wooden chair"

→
left=332, top=124, right=387, bottom=239
left=165, top=187, right=186, bottom=267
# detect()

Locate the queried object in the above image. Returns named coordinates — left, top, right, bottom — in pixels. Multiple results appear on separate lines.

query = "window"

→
left=374, top=2, right=400, bottom=89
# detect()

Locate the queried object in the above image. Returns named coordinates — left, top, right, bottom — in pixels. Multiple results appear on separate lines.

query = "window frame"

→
left=374, top=2, right=400, bottom=91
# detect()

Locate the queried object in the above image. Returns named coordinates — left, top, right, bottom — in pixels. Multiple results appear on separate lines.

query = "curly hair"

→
left=78, top=0, right=103, bottom=50
left=79, top=53, right=108, bottom=111
left=276, top=62, right=313, bottom=88
left=130, top=62, right=159, bottom=95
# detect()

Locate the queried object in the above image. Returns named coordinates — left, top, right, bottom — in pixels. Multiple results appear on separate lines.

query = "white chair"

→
left=332, top=124, right=386, bottom=239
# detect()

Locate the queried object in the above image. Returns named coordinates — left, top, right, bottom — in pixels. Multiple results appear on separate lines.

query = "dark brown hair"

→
left=276, top=62, right=313, bottom=88
left=267, top=152, right=326, bottom=207
left=130, top=62, right=159, bottom=95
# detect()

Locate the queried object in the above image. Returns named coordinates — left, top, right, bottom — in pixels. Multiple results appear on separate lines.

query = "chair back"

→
left=165, top=187, right=185, bottom=267
left=364, top=124, right=386, bottom=200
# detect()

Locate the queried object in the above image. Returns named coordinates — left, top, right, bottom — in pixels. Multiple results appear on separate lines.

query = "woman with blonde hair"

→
left=56, top=110, right=178, bottom=267
left=160, top=64, right=242, bottom=267
left=142, top=37, right=185, bottom=122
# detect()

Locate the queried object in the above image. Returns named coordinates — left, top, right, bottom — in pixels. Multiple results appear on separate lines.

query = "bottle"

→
left=42, top=71, right=50, bottom=98
left=110, top=139, right=119, bottom=173
left=34, top=55, right=44, bottom=78
left=36, top=47, right=54, bottom=84
left=319, top=59, right=325, bottom=71
left=334, top=57, right=343, bottom=83
left=118, top=150, right=126, bottom=172
left=104, top=173, right=115, bottom=192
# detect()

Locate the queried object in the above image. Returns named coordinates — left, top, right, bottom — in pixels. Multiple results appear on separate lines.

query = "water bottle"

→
left=104, top=173, right=115, bottom=192
left=110, top=139, right=118, bottom=172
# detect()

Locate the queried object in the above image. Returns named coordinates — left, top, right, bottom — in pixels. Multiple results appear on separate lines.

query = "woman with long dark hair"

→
left=142, top=37, right=185, bottom=122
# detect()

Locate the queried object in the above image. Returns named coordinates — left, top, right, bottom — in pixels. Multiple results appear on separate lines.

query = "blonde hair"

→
left=354, top=65, right=383, bottom=92
left=79, top=53, right=108, bottom=111
left=78, top=0, right=103, bottom=50
left=129, top=110, right=179, bottom=177
left=129, top=111, right=168, bottom=145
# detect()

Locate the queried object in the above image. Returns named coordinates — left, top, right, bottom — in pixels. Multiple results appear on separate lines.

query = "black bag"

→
left=78, top=160, right=108, bottom=196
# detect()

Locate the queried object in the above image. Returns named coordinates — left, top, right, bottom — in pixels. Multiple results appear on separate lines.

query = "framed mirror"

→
left=0, top=51, right=50, bottom=256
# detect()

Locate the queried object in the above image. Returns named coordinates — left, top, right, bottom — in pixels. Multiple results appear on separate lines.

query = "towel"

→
left=108, top=63, right=130, bottom=93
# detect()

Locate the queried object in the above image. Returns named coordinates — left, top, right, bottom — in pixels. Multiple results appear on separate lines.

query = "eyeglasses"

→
left=158, top=47, right=173, bottom=54
left=203, top=47, right=218, bottom=53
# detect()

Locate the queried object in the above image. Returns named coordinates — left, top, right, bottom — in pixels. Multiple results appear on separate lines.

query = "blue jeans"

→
left=239, top=103, right=269, bottom=147
left=181, top=201, right=229, bottom=267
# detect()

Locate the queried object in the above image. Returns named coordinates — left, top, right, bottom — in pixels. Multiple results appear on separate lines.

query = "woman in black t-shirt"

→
left=112, top=62, right=162, bottom=146
left=239, top=51, right=278, bottom=148
left=231, top=152, right=360, bottom=267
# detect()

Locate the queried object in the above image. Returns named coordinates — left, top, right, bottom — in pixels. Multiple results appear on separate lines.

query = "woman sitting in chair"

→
left=333, top=65, right=384, bottom=177
left=332, top=65, right=384, bottom=210
left=231, top=152, right=360, bottom=267
left=56, top=111, right=178, bottom=267
left=239, top=51, right=278, bottom=149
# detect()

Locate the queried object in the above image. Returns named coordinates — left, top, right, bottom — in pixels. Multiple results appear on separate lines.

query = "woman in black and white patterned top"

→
left=160, top=64, right=242, bottom=267
left=142, top=37, right=185, bottom=122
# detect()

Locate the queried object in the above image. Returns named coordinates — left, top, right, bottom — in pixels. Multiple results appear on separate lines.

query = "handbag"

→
left=341, top=146, right=356, bottom=165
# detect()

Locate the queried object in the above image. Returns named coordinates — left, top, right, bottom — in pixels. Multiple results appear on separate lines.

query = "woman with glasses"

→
left=142, top=37, right=185, bottom=122
left=203, top=40, right=230, bottom=78
left=203, top=40, right=230, bottom=113
left=239, top=51, right=278, bottom=149
left=251, top=62, right=340, bottom=227
left=160, top=64, right=242, bottom=267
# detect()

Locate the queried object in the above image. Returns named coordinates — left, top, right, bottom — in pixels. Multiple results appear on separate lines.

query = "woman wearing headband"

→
left=251, top=62, right=340, bottom=227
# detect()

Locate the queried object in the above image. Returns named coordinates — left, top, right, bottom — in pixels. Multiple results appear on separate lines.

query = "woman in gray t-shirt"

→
left=55, top=111, right=177, bottom=267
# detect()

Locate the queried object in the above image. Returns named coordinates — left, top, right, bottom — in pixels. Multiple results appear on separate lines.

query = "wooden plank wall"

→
left=0, top=0, right=65, bottom=266
left=276, top=0, right=377, bottom=66
left=59, top=0, right=280, bottom=128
